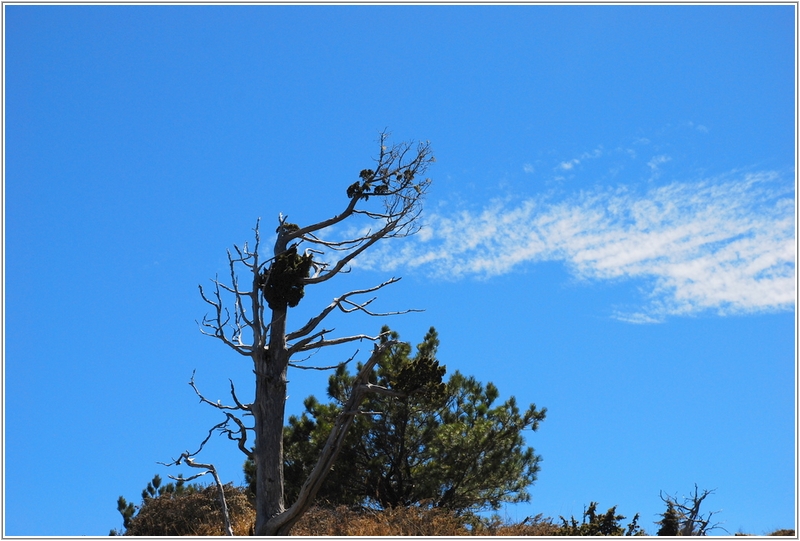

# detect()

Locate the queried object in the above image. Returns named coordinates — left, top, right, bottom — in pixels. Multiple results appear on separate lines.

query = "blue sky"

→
left=4, top=4, right=795, bottom=536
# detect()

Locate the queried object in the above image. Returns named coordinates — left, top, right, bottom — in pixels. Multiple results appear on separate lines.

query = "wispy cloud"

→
left=356, top=171, right=795, bottom=322
left=647, top=154, right=671, bottom=171
left=558, top=160, right=578, bottom=170
left=555, top=147, right=604, bottom=172
left=687, top=121, right=709, bottom=133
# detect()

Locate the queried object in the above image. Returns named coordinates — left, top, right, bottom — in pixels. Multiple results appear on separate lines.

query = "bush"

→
left=557, top=501, right=645, bottom=536
left=471, top=513, right=562, bottom=536
left=122, top=484, right=254, bottom=536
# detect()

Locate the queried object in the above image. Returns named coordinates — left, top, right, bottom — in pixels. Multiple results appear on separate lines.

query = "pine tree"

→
left=277, top=326, right=547, bottom=515
left=656, top=501, right=680, bottom=536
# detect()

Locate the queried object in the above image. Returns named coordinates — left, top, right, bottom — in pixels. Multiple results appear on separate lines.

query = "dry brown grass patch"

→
left=124, top=484, right=255, bottom=536
left=290, top=505, right=471, bottom=535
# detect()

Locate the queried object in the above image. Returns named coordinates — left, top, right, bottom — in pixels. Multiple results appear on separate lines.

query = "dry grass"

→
left=122, top=490, right=794, bottom=536
left=124, top=485, right=255, bottom=536
left=482, top=520, right=562, bottom=536
left=290, top=505, right=470, bottom=535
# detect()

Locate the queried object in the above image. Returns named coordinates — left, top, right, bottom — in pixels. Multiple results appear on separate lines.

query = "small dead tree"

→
left=659, top=484, right=726, bottom=536
left=159, top=444, right=234, bottom=536
left=174, top=133, right=433, bottom=536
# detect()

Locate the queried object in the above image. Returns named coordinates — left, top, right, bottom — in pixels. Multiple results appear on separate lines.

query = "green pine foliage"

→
left=656, top=501, right=681, bottom=536
left=558, top=501, right=646, bottom=536
left=113, top=496, right=135, bottom=533
left=277, top=325, right=547, bottom=516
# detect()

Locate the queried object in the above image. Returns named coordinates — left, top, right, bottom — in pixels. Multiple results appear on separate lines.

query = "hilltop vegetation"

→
left=112, top=328, right=792, bottom=536
left=112, top=479, right=794, bottom=536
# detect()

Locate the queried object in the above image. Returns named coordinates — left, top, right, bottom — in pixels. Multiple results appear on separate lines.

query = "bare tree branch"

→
left=288, top=349, right=359, bottom=372
left=228, top=379, right=251, bottom=411
left=197, top=279, right=252, bottom=357
left=272, top=135, right=433, bottom=286
left=339, top=297, right=423, bottom=317
left=289, top=361, right=350, bottom=371
left=189, top=370, right=251, bottom=411
left=286, top=278, right=408, bottom=342
left=302, top=219, right=401, bottom=285
left=160, top=417, right=232, bottom=468
left=161, top=403, right=254, bottom=468
left=286, top=364, right=332, bottom=372
left=289, top=332, right=387, bottom=355
left=166, top=456, right=233, bottom=536
left=220, top=412, right=254, bottom=461
left=356, top=382, right=405, bottom=400
left=180, top=371, right=255, bottom=461
left=301, top=232, right=367, bottom=250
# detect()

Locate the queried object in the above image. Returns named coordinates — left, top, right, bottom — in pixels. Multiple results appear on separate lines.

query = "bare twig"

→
left=286, top=278, right=402, bottom=341
left=289, top=332, right=387, bottom=355
left=198, top=278, right=252, bottom=356
left=189, top=370, right=251, bottom=411
left=289, top=349, right=358, bottom=371
left=339, top=297, right=423, bottom=317
left=228, top=379, right=250, bottom=411
left=289, top=361, right=350, bottom=371
left=166, top=456, right=233, bottom=536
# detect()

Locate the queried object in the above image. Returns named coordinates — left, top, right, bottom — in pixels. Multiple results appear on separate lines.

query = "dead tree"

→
left=181, top=133, right=433, bottom=536
left=659, top=484, right=726, bottom=536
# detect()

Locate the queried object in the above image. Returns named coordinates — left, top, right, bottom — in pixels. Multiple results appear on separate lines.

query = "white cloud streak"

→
left=355, top=171, right=795, bottom=322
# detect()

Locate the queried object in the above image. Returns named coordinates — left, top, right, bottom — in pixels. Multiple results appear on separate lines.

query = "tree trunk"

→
left=261, top=341, right=400, bottom=535
left=253, top=306, right=290, bottom=536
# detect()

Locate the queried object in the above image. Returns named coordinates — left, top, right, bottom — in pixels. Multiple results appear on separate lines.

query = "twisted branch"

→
left=189, top=370, right=252, bottom=412
left=164, top=456, right=233, bottom=536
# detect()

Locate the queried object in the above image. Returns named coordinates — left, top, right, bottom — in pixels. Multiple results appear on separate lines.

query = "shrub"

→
left=122, top=484, right=254, bottom=536
left=558, top=501, right=645, bottom=536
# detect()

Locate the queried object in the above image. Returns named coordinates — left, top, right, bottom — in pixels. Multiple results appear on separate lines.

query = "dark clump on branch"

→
left=276, top=221, right=300, bottom=234
left=345, top=170, right=375, bottom=199
left=347, top=167, right=414, bottom=201
left=260, top=245, right=313, bottom=310
left=346, top=181, right=363, bottom=199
